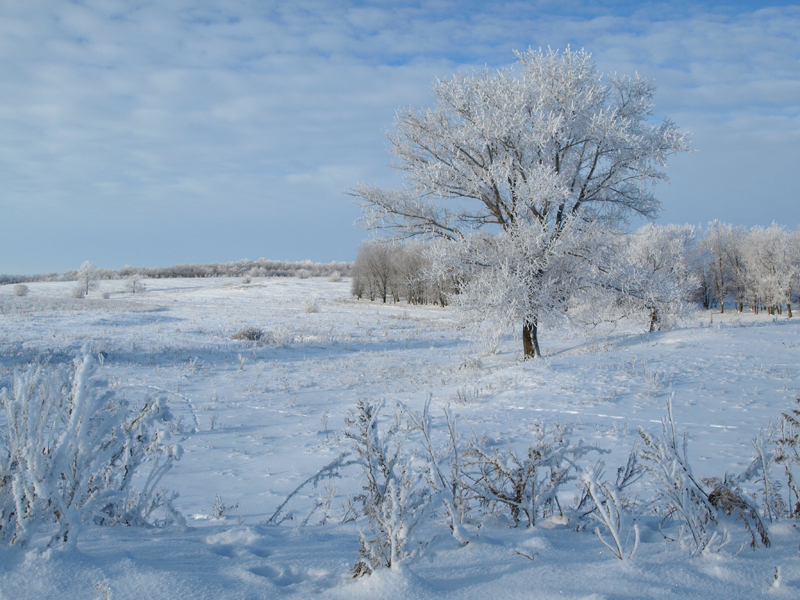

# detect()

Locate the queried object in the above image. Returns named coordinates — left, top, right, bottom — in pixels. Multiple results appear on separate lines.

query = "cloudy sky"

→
left=1, top=1, right=798, bottom=275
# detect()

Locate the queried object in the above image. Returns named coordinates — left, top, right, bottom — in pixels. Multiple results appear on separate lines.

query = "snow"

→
left=1, top=277, right=799, bottom=598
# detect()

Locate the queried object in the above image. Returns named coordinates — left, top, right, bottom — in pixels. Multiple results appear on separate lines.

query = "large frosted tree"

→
left=353, top=48, right=690, bottom=357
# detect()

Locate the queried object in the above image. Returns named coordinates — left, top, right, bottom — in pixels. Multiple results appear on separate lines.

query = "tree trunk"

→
left=788, top=303, right=793, bottom=318
left=649, top=306, right=660, bottom=333
left=522, top=321, right=541, bottom=359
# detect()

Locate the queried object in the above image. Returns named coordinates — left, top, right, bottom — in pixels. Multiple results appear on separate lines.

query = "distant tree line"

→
left=352, top=222, right=800, bottom=320
left=698, top=221, right=800, bottom=316
left=351, top=240, right=457, bottom=305
left=0, top=258, right=352, bottom=286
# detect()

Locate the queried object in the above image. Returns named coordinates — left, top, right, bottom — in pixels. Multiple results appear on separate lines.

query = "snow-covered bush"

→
left=404, top=398, right=470, bottom=542
left=638, top=396, right=769, bottom=555
left=345, top=400, right=431, bottom=576
left=328, top=271, right=341, bottom=283
left=0, top=356, right=182, bottom=547
left=231, top=326, right=263, bottom=341
left=776, top=398, right=800, bottom=518
left=71, top=285, right=85, bottom=299
left=462, top=420, right=598, bottom=527
left=638, top=398, right=722, bottom=556
left=302, top=297, right=320, bottom=313
left=581, top=463, right=641, bottom=560
left=296, top=269, right=311, bottom=279
left=12, top=284, right=28, bottom=297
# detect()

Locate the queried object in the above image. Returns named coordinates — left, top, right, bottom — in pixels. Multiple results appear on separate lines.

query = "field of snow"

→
left=1, top=276, right=799, bottom=599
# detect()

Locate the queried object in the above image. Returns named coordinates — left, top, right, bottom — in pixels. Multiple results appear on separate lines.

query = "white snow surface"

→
left=1, top=277, right=799, bottom=599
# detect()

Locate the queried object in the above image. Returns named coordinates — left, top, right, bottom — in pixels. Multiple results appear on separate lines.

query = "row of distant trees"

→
left=0, top=258, right=351, bottom=286
left=699, top=221, right=799, bottom=316
left=352, top=221, right=800, bottom=319
left=351, top=240, right=457, bottom=306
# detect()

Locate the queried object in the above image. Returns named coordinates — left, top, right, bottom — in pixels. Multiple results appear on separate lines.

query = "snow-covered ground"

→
left=1, top=277, right=799, bottom=599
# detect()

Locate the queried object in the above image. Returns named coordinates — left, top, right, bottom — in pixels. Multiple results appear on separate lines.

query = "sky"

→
left=1, top=1, right=798, bottom=275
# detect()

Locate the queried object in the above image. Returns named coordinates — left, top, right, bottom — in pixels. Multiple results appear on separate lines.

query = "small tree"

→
left=609, top=223, right=699, bottom=332
left=77, top=261, right=98, bottom=296
left=352, top=47, right=690, bottom=357
left=125, top=276, right=146, bottom=294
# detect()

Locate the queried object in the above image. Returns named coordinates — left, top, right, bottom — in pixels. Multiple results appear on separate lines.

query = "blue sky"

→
left=1, top=1, right=798, bottom=275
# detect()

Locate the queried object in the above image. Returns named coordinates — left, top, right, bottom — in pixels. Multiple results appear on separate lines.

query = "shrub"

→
left=638, top=396, right=769, bottom=555
left=0, top=356, right=182, bottom=547
left=776, top=398, right=800, bottom=517
left=231, top=326, right=263, bottom=341
left=13, top=284, right=28, bottom=297
left=328, top=271, right=341, bottom=283
left=302, top=298, right=320, bottom=313
left=296, top=269, right=311, bottom=279
left=580, top=451, right=643, bottom=561
left=346, top=400, right=431, bottom=576
left=71, top=285, right=86, bottom=299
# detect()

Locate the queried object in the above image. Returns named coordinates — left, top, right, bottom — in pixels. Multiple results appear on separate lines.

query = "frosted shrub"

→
left=638, top=398, right=721, bottom=556
left=776, top=398, right=800, bottom=518
left=231, top=326, right=263, bottom=341
left=345, top=400, right=431, bottom=576
left=581, top=453, right=642, bottom=561
left=302, top=298, right=320, bottom=313
left=71, top=285, right=86, bottom=299
left=463, top=421, right=598, bottom=527
left=0, top=356, right=182, bottom=547
left=296, top=269, right=311, bottom=279
left=328, top=271, right=341, bottom=283
left=13, top=284, right=28, bottom=297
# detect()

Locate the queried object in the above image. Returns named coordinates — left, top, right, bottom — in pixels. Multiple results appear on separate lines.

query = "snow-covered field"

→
left=1, top=277, right=799, bottom=599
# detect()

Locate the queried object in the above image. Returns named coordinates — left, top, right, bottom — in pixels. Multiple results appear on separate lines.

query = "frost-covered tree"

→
left=352, top=240, right=396, bottom=303
left=77, top=261, right=98, bottom=296
left=352, top=48, right=690, bottom=357
left=608, top=224, right=700, bottom=332
left=125, top=276, right=146, bottom=295
left=705, top=221, right=731, bottom=313
left=721, top=225, right=749, bottom=313
left=429, top=213, right=596, bottom=357
left=744, top=224, right=796, bottom=316
left=703, top=221, right=750, bottom=313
